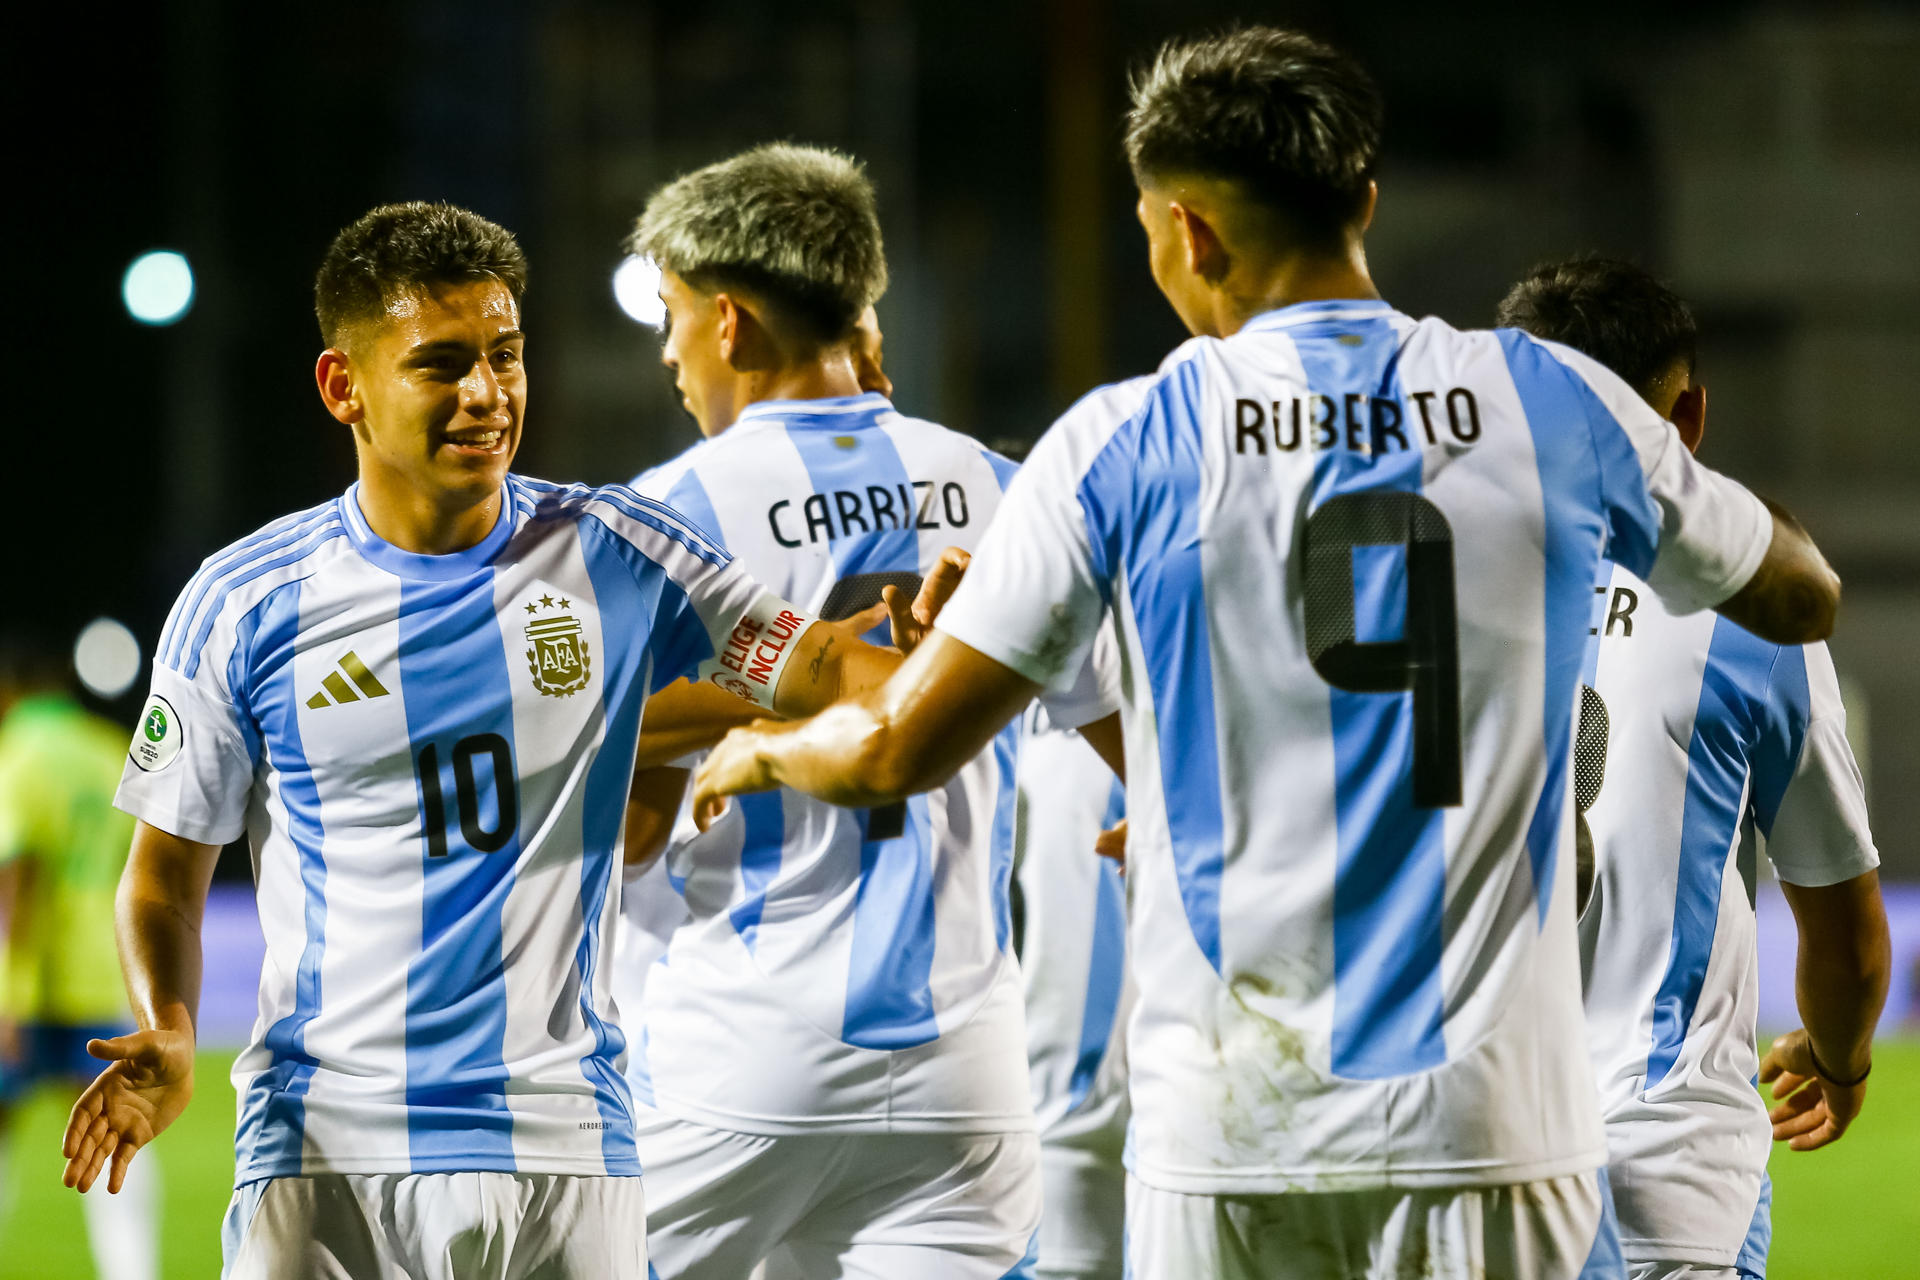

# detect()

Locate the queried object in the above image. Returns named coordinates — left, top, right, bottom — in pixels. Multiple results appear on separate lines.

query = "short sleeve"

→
left=1754, top=643, right=1879, bottom=888
left=936, top=379, right=1149, bottom=692
left=1547, top=342, right=1772, bottom=614
left=577, top=488, right=812, bottom=707
left=1036, top=618, right=1123, bottom=731
left=115, top=661, right=258, bottom=846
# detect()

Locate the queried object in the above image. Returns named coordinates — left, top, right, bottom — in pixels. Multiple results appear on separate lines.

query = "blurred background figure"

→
left=0, top=634, right=156, bottom=1280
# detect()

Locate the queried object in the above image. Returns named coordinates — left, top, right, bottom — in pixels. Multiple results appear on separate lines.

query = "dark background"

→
left=12, top=0, right=1917, bottom=880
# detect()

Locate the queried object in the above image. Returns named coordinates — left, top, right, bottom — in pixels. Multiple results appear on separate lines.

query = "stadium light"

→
left=122, top=250, right=195, bottom=326
left=74, top=617, right=142, bottom=700
left=613, top=255, right=666, bottom=327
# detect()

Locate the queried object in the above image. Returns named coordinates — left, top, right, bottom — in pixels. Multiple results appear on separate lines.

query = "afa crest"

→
left=522, top=594, right=592, bottom=697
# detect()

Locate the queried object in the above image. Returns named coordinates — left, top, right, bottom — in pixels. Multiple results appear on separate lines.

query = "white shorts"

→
left=1124, top=1171, right=1625, bottom=1280
left=1627, top=1266, right=1743, bottom=1280
left=220, top=1171, right=646, bottom=1280
left=634, top=1110, right=1043, bottom=1279
left=1036, top=1143, right=1125, bottom=1279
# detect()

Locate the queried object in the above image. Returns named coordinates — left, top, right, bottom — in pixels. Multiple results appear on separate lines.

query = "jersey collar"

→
left=1239, top=298, right=1396, bottom=334
left=732, top=391, right=894, bottom=430
left=342, top=481, right=517, bottom=580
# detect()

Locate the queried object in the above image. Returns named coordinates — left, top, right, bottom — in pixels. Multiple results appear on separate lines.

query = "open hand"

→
left=1760, top=1028, right=1867, bottom=1152
left=884, top=547, right=970, bottom=655
left=63, top=1027, right=196, bottom=1193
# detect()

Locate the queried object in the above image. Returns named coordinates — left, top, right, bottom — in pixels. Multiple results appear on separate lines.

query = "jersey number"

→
left=416, top=734, right=519, bottom=857
left=819, top=570, right=926, bottom=841
left=1303, top=491, right=1462, bottom=808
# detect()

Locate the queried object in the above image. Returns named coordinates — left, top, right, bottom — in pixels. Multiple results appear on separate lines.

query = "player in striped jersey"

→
left=690, top=28, right=1845, bottom=1280
left=61, top=202, right=910, bottom=1280
left=1498, top=258, right=1890, bottom=1280
left=1012, top=697, right=1130, bottom=1280
left=610, top=143, right=1097, bottom=1280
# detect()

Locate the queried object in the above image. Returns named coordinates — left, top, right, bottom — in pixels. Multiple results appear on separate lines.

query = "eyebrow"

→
left=405, top=330, right=525, bottom=357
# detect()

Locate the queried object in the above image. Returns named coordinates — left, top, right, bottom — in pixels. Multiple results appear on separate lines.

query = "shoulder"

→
left=515, top=474, right=730, bottom=569
left=158, top=495, right=350, bottom=676
left=629, top=433, right=735, bottom=499
left=878, top=410, right=1023, bottom=484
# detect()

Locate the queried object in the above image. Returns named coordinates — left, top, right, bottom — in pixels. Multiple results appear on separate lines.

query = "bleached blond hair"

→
left=628, top=143, right=887, bottom=344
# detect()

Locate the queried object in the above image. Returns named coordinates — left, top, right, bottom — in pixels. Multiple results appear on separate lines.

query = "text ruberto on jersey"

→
left=1233, top=387, right=1483, bottom=457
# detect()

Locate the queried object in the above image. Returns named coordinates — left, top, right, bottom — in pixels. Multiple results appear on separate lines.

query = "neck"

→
left=356, top=464, right=502, bottom=556
left=719, top=352, right=866, bottom=433
left=1208, top=238, right=1380, bottom=337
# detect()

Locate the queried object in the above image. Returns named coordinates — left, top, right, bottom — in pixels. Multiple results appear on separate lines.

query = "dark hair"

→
left=1125, top=26, right=1383, bottom=246
left=628, top=144, right=887, bottom=345
left=1496, top=257, right=1697, bottom=400
left=315, top=202, right=529, bottom=347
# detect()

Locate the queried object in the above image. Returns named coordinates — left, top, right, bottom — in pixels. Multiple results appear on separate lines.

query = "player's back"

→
left=0, top=693, right=136, bottom=1025
left=1579, top=561, right=1875, bottom=1266
left=994, top=298, right=1770, bottom=1191
left=631, top=392, right=1031, bottom=1133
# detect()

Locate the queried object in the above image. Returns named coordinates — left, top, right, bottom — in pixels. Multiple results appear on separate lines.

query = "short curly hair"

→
left=1496, top=257, right=1697, bottom=400
left=628, top=144, right=887, bottom=345
left=314, top=202, right=528, bottom=348
left=1125, top=26, right=1383, bottom=247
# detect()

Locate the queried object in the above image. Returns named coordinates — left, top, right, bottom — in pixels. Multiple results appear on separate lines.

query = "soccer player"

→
left=0, top=636, right=155, bottom=1280
left=1498, top=258, right=1890, bottom=1280
left=60, top=201, right=911, bottom=1280
left=689, top=27, right=1845, bottom=1279
left=612, top=142, right=1093, bottom=1280
left=1012, top=699, right=1129, bottom=1280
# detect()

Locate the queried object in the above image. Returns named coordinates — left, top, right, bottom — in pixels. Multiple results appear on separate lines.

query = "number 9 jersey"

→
left=935, top=300, right=1774, bottom=1195
left=115, top=476, right=798, bottom=1186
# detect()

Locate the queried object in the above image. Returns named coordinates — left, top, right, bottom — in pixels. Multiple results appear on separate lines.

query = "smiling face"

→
left=322, top=278, right=526, bottom=521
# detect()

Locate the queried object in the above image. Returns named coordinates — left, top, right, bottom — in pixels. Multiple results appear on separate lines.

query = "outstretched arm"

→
left=693, top=630, right=1040, bottom=827
left=635, top=548, right=973, bottom=768
left=1761, top=870, right=1891, bottom=1151
left=64, top=820, right=219, bottom=1193
left=1713, top=500, right=1841, bottom=645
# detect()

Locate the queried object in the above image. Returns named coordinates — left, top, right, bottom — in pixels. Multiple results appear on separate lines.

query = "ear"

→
left=714, top=293, right=743, bottom=367
left=1670, top=383, right=1707, bottom=453
left=315, top=349, right=362, bottom=426
left=1169, top=201, right=1229, bottom=283
left=1357, top=180, right=1378, bottom=233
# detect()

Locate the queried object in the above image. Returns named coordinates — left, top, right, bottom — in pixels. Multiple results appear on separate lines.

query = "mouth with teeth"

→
left=442, top=425, right=511, bottom=457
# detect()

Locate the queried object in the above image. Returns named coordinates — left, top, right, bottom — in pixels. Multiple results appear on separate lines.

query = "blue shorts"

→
left=0, top=1022, right=128, bottom=1106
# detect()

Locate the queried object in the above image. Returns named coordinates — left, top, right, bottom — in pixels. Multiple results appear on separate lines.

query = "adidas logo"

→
left=305, top=651, right=392, bottom=709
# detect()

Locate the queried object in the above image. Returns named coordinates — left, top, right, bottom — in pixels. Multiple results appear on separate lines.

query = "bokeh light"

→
left=122, top=249, right=195, bottom=325
left=73, top=616, right=142, bottom=699
left=613, top=255, right=666, bottom=327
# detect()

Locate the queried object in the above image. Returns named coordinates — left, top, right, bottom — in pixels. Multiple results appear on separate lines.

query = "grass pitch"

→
left=2, top=1043, right=1917, bottom=1277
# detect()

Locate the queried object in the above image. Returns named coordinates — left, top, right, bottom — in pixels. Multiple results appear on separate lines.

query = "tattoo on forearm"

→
left=809, top=637, right=835, bottom=685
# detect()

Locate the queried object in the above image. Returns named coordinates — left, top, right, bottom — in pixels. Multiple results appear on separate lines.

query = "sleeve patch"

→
left=129, top=695, right=185, bottom=772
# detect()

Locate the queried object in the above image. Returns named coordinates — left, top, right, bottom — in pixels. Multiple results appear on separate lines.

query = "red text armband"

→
left=696, top=593, right=816, bottom=710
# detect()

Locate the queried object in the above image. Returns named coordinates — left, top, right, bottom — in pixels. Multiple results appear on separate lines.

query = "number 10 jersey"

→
left=115, top=475, right=780, bottom=1185
left=936, top=300, right=1775, bottom=1194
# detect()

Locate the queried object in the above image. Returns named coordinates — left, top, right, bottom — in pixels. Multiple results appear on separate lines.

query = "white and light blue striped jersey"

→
left=1579, top=561, right=1876, bottom=1269
left=115, top=475, right=791, bottom=1185
left=936, top=299, right=1775, bottom=1193
left=1014, top=702, right=1130, bottom=1154
left=624, top=392, right=1037, bottom=1133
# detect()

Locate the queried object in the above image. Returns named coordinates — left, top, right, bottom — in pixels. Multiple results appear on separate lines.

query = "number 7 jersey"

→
left=936, top=300, right=1774, bottom=1193
left=115, top=475, right=791, bottom=1185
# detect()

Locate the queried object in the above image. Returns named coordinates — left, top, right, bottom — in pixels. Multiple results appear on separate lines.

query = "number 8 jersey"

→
left=935, top=300, right=1774, bottom=1194
left=115, top=475, right=795, bottom=1185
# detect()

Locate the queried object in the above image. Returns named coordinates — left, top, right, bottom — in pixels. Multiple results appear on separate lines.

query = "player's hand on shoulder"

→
left=1760, top=1027, right=1868, bottom=1151
left=62, top=1025, right=196, bottom=1194
left=886, top=547, right=970, bottom=655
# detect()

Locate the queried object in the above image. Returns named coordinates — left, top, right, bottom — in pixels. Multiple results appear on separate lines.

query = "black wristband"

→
left=1808, top=1043, right=1872, bottom=1087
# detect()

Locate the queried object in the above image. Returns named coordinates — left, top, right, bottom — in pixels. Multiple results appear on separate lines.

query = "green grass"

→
left=2, top=1043, right=1917, bottom=1277
left=1, top=1051, right=236, bottom=1280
